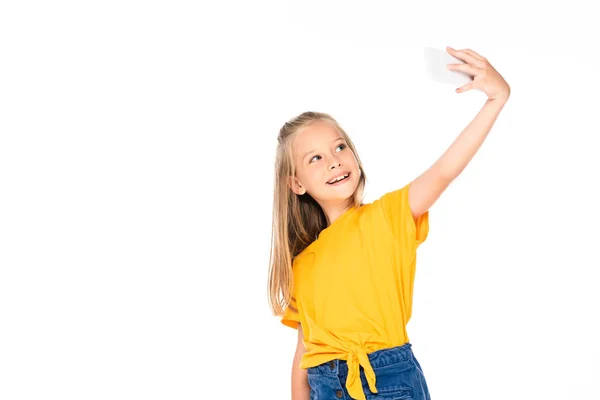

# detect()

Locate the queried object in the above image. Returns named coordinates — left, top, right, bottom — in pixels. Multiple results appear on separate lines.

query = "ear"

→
left=287, top=176, right=306, bottom=195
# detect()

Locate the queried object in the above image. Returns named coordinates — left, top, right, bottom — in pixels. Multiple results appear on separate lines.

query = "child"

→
left=268, top=47, right=510, bottom=400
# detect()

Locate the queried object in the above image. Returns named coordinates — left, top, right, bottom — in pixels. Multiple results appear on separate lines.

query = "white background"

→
left=1, top=1, right=599, bottom=399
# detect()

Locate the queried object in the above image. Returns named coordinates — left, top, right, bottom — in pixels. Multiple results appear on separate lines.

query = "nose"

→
left=329, top=160, right=342, bottom=169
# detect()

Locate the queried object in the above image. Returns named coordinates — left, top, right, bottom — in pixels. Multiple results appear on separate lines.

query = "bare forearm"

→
left=434, top=98, right=507, bottom=180
left=291, top=353, right=310, bottom=400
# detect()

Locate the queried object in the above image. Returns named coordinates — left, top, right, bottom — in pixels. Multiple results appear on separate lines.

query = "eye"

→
left=309, top=144, right=346, bottom=164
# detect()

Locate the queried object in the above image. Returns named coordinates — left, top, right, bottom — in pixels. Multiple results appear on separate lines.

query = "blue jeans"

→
left=307, top=342, right=431, bottom=400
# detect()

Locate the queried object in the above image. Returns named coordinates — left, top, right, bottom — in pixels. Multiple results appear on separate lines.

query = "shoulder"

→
left=293, top=248, right=316, bottom=270
left=373, top=183, right=411, bottom=206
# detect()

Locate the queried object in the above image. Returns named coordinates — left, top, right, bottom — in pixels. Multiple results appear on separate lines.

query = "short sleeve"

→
left=378, top=182, right=429, bottom=248
left=280, top=295, right=300, bottom=330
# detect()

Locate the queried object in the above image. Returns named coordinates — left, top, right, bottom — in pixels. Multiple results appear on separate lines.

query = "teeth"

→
left=329, top=173, right=348, bottom=184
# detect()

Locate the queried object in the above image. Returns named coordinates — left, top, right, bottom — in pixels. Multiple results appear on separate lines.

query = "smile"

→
left=327, top=172, right=350, bottom=185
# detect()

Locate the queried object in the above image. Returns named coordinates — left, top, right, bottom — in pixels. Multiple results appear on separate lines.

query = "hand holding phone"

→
left=424, top=46, right=474, bottom=86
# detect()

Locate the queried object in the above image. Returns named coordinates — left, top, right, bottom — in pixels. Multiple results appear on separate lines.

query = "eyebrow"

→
left=303, top=137, right=345, bottom=161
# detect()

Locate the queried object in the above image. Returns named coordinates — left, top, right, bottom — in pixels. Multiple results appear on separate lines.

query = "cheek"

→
left=344, top=153, right=358, bottom=167
left=310, top=172, right=325, bottom=186
left=298, top=170, right=320, bottom=188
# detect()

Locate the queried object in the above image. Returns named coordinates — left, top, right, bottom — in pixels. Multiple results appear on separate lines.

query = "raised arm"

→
left=408, top=47, right=511, bottom=219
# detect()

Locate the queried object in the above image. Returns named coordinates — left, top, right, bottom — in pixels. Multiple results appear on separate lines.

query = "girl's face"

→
left=289, top=121, right=360, bottom=209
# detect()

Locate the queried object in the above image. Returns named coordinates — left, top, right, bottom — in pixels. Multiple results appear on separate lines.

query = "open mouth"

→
left=327, top=172, right=350, bottom=185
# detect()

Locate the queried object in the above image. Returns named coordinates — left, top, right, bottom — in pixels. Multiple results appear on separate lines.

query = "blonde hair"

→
left=267, top=111, right=367, bottom=316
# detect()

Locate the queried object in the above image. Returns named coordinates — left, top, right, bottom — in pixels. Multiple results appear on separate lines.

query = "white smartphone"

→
left=424, top=46, right=473, bottom=86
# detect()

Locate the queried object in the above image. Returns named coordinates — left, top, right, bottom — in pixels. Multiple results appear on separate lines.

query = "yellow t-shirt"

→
left=281, top=182, right=429, bottom=400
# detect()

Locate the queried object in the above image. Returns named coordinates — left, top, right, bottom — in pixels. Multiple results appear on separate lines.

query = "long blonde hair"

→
left=267, top=111, right=367, bottom=316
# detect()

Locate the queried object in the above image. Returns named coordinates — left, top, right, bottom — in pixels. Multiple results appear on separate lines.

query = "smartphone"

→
left=424, top=46, right=473, bottom=86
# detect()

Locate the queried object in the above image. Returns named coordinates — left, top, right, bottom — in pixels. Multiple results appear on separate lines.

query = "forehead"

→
left=292, top=121, right=342, bottom=155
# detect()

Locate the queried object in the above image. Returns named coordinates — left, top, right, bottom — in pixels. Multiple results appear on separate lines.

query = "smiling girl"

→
left=268, top=46, right=510, bottom=400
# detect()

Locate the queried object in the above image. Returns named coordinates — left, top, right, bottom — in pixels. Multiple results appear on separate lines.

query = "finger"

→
left=447, top=63, right=478, bottom=77
left=456, top=82, right=475, bottom=93
left=446, top=46, right=480, bottom=66
left=461, top=48, right=486, bottom=62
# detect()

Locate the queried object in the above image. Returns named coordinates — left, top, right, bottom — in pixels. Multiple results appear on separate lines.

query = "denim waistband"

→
left=307, top=342, right=413, bottom=377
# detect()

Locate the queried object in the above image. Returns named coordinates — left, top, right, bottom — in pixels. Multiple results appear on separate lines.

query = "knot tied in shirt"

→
left=345, top=343, right=378, bottom=400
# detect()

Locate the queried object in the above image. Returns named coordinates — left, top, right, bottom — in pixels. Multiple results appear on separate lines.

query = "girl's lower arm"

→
left=291, top=349, right=310, bottom=399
